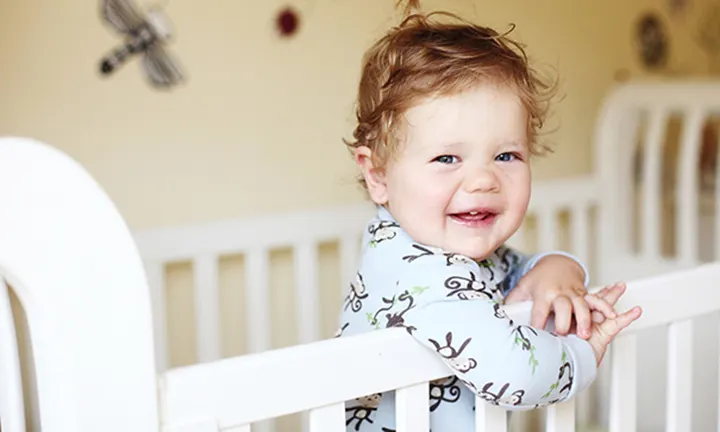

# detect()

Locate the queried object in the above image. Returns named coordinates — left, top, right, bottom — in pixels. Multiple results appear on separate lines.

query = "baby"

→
left=336, top=5, right=642, bottom=432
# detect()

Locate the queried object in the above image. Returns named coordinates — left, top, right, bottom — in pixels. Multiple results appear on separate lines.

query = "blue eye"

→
left=495, top=152, right=517, bottom=162
left=433, top=155, right=458, bottom=164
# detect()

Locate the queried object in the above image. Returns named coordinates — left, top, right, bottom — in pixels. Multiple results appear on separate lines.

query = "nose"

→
left=463, top=168, right=500, bottom=193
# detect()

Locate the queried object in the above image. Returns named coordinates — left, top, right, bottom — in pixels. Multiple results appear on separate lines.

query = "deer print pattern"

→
left=336, top=206, right=596, bottom=432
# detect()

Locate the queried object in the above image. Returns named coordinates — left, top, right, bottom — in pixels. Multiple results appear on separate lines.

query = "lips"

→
left=449, top=209, right=499, bottom=227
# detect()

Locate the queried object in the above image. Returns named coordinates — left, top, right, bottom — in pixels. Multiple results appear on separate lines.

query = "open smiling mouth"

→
left=449, top=211, right=498, bottom=225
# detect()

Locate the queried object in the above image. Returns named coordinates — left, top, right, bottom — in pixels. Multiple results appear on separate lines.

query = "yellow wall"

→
left=0, top=0, right=714, bottom=232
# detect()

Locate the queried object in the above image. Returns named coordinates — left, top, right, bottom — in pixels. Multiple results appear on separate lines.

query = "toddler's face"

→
left=361, top=84, right=531, bottom=260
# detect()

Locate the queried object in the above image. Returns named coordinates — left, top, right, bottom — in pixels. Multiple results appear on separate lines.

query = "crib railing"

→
left=159, top=311, right=549, bottom=432
left=158, top=262, right=720, bottom=432
left=133, top=175, right=598, bottom=374
left=134, top=202, right=375, bottom=371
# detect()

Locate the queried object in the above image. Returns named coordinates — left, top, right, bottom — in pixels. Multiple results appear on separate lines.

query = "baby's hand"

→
left=505, top=254, right=617, bottom=339
left=585, top=282, right=643, bottom=365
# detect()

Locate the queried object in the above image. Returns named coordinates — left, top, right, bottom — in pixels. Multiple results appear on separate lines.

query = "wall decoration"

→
left=667, top=0, right=690, bottom=18
left=98, top=0, right=185, bottom=89
left=635, top=12, right=669, bottom=70
left=276, top=6, right=300, bottom=38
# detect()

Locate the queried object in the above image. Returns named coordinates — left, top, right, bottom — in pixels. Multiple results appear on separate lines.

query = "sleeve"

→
left=398, top=255, right=597, bottom=410
left=498, top=245, right=590, bottom=295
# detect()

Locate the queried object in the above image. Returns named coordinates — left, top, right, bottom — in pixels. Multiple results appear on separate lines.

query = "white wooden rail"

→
left=159, top=263, right=720, bottom=432
left=0, top=278, right=25, bottom=432
left=0, top=137, right=159, bottom=431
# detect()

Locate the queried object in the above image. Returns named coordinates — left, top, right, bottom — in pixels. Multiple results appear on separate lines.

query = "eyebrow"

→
left=436, top=141, right=464, bottom=151
left=503, top=140, right=528, bottom=150
left=433, top=140, right=528, bottom=151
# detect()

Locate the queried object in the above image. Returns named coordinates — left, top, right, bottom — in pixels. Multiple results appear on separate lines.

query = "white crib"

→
left=1, top=80, right=720, bottom=432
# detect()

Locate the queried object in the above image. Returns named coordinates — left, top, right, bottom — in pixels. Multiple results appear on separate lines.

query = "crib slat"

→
left=475, top=398, right=507, bottom=432
left=246, top=249, right=271, bottom=354
left=666, top=320, right=692, bottom=432
left=294, top=242, right=319, bottom=344
left=608, top=335, right=637, bottom=432
left=295, top=243, right=320, bottom=432
left=340, top=234, right=359, bottom=298
left=546, top=400, right=575, bottom=432
left=0, top=279, right=26, bottom=432
left=569, top=204, right=590, bottom=266
left=568, top=203, right=592, bottom=427
left=396, top=382, right=429, bottom=431
left=145, top=261, right=168, bottom=371
left=677, top=109, right=705, bottom=263
left=538, top=207, right=557, bottom=250
left=245, top=249, right=275, bottom=432
left=193, top=255, right=221, bottom=362
left=640, top=109, right=667, bottom=258
left=308, top=402, right=345, bottom=431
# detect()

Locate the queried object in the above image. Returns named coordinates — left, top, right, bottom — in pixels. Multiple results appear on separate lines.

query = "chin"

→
left=453, top=237, right=506, bottom=261
left=452, top=244, right=495, bottom=261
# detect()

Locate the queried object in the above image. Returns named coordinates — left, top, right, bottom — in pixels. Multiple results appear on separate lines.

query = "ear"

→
left=354, top=146, right=389, bottom=205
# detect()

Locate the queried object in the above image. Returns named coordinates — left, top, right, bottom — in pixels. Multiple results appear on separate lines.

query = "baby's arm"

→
left=398, top=254, right=596, bottom=409
left=496, top=244, right=590, bottom=296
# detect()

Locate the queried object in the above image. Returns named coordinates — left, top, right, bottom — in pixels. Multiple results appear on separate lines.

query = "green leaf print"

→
left=477, top=258, right=495, bottom=268
left=542, top=382, right=558, bottom=399
left=365, top=312, right=380, bottom=329
left=513, top=334, right=539, bottom=375
left=411, top=286, right=429, bottom=296
left=541, top=350, right=568, bottom=399
left=528, top=346, right=539, bottom=375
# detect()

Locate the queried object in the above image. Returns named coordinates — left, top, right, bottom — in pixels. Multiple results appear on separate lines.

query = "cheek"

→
left=412, top=174, right=456, bottom=207
left=511, top=171, right=531, bottom=206
left=387, top=170, right=455, bottom=211
left=502, top=167, right=531, bottom=203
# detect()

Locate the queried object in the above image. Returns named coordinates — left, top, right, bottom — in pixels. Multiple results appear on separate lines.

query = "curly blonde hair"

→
left=344, top=3, right=557, bottom=189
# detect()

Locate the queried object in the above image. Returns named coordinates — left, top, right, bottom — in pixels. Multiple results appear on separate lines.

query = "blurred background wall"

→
left=0, top=0, right=716, bottom=231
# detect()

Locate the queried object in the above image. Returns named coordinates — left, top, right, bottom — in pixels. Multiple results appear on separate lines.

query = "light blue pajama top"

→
left=336, top=205, right=597, bottom=432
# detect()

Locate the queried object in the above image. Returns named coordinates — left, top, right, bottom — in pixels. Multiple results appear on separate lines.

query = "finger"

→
left=531, top=298, right=552, bottom=330
left=571, top=296, right=592, bottom=339
left=585, top=294, right=618, bottom=319
left=598, top=282, right=626, bottom=306
left=589, top=283, right=613, bottom=297
left=599, top=306, right=643, bottom=341
left=591, top=282, right=620, bottom=298
left=553, top=297, right=573, bottom=336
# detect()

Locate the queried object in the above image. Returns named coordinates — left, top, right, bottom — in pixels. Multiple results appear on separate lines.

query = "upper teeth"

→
left=469, top=211, right=478, bottom=215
